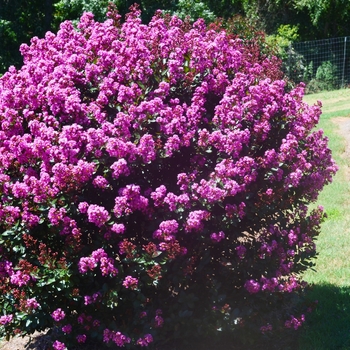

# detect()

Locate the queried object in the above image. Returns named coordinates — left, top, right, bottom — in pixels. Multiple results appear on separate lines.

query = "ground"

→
left=332, top=117, right=350, bottom=180
left=0, top=331, right=51, bottom=350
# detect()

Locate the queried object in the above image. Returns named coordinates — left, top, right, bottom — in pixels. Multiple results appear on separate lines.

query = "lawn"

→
left=298, top=89, right=350, bottom=349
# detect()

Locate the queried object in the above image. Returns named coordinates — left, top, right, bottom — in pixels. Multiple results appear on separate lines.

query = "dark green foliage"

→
left=0, top=0, right=54, bottom=73
left=2, top=0, right=350, bottom=75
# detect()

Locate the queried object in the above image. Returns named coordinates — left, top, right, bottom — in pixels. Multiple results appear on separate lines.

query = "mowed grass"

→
left=304, top=88, right=350, bottom=116
left=298, top=89, right=350, bottom=349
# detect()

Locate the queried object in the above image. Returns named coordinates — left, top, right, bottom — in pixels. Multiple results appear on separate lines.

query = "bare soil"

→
left=332, top=117, right=350, bottom=179
left=0, top=331, right=52, bottom=350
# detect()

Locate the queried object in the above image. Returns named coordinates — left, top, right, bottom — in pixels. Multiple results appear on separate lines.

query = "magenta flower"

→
left=111, top=223, right=125, bottom=234
left=91, top=248, right=107, bottom=261
left=260, top=324, right=273, bottom=334
left=103, top=329, right=131, bottom=346
left=76, top=334, right=87, bottom=343
left=235, top=245, right=247, bottom=259
left=122, top=276, right=139, bottom=290
left=210, top=231, right=225, bottom=242
left=51, top=308, right=66, bottom=322
left=87, top=204, right=110, bottom=227
left=25, top=298, right=40, bottom=310
left=78, top=202, right=89, bottom=214
left=10, top=271, right=31, bottom=287
left=244, top=280, right=261, bottom=294
left=62, top=324, right=72, bottom=334
left=92, top=175, right=109, bottom=189
left=284, top=314, right=305, bottom=330
left=136, top=333, right=153, bottom=347
left=78, top=257, right=97, bottom=274
left=52, top=340, right=67, bottom=350
left=185, top=210, right=210, bottom=232
left=154, top=315, right=164, bottom=328
left=99, top=257, right=118, bottom=276
left=0, top=314, right=13, bottom=325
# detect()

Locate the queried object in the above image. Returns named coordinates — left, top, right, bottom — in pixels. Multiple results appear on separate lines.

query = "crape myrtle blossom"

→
left=0, top=314, right=13, bottom=325
left=244, top=280, right=261, bottom=294
left=103, top=329, right=131, bottom=347
left=25, top=298, right=40, bottom=310
left=78, top=248, right=118, bottom=276
left=84, top=292, right=101, bottom=305
left=62, top=324, right=72, bottom=334
left=76, top=334, right=87, bottom=343
left=0, top=5, right=337, bottom=349
left=52, top=340, right=67, bottom=350
left=86, top=204, right=110, bottom=227
left=10, top=271, right=31, bottom=287
left=285, top=314, right=305, bottom=330
left=136, top=333, right=153, bottom=347
left=122, top=276, right=139, bottom=290
left=51, top=308, right=65, bottom=322
left=210, top=231, right=225, bottom=242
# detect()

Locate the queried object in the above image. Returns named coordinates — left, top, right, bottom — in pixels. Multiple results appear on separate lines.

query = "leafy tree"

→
left=53, top=0, right=115, bottom=26
left=240, top=0, right=296, bottom=32
left=0, top=0, right=55, bottom=74
left=172, top=0, right=216, bottom=23
left=293, top=0, right=350, bottom=38
left=53, top=0, right=178, bottom=26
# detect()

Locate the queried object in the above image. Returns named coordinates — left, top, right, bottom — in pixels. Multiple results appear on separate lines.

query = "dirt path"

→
left=0, top=331, right=51, bottom=350
left=332, top=117, right=350, bottom=179
left=333, top=117, right=350, bottom=153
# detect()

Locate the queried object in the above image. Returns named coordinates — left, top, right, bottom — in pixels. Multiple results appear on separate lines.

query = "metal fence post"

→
left=342, top=37, right=347, bottom=88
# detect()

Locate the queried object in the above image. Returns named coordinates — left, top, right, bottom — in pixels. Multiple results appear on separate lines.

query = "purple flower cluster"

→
left=210, top=231, right=225, bottom=242
left=244, top=279, right=261, bottom=294
left=62, top=324, right=72, bottom=334
left=51, top=308, right=65, bottom=322
left=136, top=333, right=153, bottom=347
left=284, top=314, right=305, bottom=330
left=78, top=248, right=118, bottom=276
left=122, top=275, right=139, bottom=290
left=86, top=204, right=110, bottom=227
left=25, top=298, right=40, bottom=310
left=52, top=340, right=67, bottom=350
left=153, top=219, right=179, bottom=241
left=84, top=292, right=101, bottom=305
left=0, top=314, right=13, bottom=325
left=10, top=271, right=31, bottom=287
left=103, top=329, right=131, bottom=347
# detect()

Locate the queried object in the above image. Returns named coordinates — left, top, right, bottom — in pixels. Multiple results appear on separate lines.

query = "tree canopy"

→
left=1, top=0, right=350, bottom=74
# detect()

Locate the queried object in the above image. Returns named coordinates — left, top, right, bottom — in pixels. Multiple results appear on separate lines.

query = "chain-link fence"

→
left=286, top=37, right=350, bottom=93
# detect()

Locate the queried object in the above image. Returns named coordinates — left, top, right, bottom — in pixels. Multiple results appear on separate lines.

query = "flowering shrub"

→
left=0, top=5, right=337, bottom=349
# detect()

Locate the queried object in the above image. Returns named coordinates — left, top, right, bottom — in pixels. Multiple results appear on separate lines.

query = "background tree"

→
left=0, top=0, right=55, bottom=73
left=293, top=0, right=350, bottom=39
left=2, top=1, right=350, bottom=77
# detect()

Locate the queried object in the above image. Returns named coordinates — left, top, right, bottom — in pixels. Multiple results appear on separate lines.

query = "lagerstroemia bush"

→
left=0, top=6, right=337, bottom=349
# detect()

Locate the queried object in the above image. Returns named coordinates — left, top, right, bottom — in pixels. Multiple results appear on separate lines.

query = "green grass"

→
left=298, top=89, right=350, bottom=349
left=304, top=89, right=350, bottom=116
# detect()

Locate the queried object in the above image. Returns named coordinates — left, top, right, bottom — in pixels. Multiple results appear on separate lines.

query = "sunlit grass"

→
left=304, top=88, right=350, bottom=116
left=299, top=89, right=350, bottom=349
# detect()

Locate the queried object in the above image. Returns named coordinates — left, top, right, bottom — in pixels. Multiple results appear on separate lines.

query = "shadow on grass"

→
left=299, top=283, right=350, bottom=350
left=17, top=284, right=350, bottom=350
